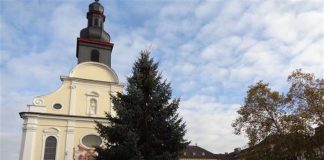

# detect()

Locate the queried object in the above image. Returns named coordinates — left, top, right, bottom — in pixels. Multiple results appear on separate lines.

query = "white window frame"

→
left=41, top=128, right=60, bottom=160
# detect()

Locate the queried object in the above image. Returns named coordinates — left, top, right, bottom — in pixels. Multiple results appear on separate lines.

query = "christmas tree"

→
left=96, top=51, right=189, bottom=160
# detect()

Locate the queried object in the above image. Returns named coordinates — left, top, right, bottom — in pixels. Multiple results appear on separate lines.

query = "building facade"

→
left=19, top=1, right=124, bottom=160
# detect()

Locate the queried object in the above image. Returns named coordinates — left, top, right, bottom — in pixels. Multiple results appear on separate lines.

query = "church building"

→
left=19, top=1, right=124, bottom=160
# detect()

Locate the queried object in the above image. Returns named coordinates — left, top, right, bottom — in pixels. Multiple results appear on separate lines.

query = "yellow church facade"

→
left=19, top=1, right=123, bottom=160
left=19, top=62, right=123, bottom=160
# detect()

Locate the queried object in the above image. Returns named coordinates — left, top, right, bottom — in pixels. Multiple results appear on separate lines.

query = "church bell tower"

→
left=77, top=0, right=114, bottom=67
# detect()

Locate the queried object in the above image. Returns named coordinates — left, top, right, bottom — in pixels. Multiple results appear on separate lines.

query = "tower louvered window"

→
left=94, top=18, right=98, bottom=26
left=43, top=136, right=57, bottom=160
left=91, top=50, right=100, bottom=62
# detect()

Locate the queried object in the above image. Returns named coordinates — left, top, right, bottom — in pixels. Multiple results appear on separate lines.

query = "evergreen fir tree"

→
left=95, top=51, right=189, bottom=160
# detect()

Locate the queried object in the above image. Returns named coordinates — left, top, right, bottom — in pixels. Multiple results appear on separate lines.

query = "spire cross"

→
left=95, top=0, right=99, bottom=2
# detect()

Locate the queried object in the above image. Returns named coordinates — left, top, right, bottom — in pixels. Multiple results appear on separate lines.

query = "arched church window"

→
left=91, top=50, right=99, bottom=62
left=43, top=136, right=57, bottom=160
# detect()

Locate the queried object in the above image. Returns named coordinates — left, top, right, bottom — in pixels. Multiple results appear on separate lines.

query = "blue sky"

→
left=1, top=0, right=323, bottom=159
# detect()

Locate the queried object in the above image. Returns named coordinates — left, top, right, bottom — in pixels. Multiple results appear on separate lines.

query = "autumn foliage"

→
left=232, top=69, right=324, bottom=159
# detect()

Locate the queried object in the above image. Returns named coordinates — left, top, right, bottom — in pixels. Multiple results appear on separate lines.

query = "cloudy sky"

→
left=1, top=0, right=323, bottom=159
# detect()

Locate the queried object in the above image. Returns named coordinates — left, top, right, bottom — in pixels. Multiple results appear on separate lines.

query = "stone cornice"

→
left=19, top=112, right=108, bottom=122
left=60, top=76, right=124, bottom=87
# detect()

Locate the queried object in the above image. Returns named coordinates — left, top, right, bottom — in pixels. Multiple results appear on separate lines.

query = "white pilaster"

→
left=19, top=117, right=37, bottom=160
left=64, top=120, right=75, bottom=160
left=69, top=82, right=77, bottom=115
left=19, top=126, right=27, bottom=160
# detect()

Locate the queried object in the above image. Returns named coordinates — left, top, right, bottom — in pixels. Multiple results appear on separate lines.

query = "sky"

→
left=0, top=0, right=323, bottom=159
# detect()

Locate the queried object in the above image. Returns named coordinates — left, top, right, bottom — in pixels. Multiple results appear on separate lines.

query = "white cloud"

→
left=49, top=3, right=84, bottom=45
left=179, top=95, right=247, bottom=153
left=289, top=39, right=324, bottom=76
left=264, top=13, right=297, bottom=43
left=200, top=36, right=242, bottom=63
left=0, top=16, right=27, bottom=52
left=112, top=30, right=153, bottom=83
left=178, top=80, right=197, bottom=93
left=173, top=62, right=196, bottom=75
left=195, top=1, right=222, bottom=20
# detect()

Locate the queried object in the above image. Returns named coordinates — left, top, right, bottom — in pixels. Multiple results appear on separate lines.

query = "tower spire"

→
left=80, top=0, right=109, bottom=42
left=76, top=0, right=114, bottom=67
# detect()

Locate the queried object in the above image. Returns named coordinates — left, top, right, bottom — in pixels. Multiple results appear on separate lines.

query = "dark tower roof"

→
left=89, top=0, right=104, bottom=13
left=80, top=0, right=110, bottom=42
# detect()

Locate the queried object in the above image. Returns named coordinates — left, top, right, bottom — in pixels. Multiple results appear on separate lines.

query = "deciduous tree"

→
left=232, top=69, right=324, bottom=159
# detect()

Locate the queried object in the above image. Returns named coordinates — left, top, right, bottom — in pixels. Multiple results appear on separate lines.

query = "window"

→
left=53, top=103, right=62, bottom=110
left=193, top=152, right=196, bottom=156
left=81, top=135, right=102, bottom=148
left=94, top=18, right=98, bottom=26
left=43, top=136, right=57, bottom=160
left=202, top=152, right=205, bottom=156
left=90, top=50, right=99, bottom=62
